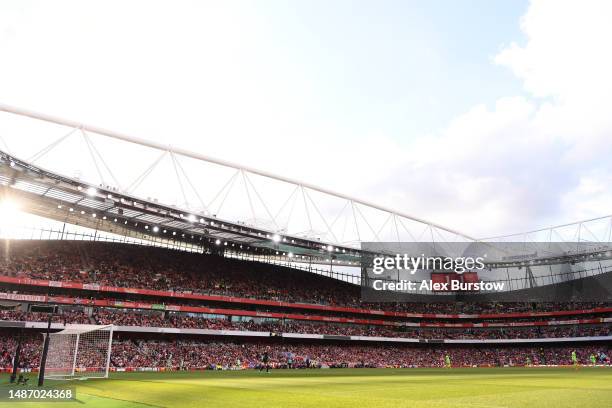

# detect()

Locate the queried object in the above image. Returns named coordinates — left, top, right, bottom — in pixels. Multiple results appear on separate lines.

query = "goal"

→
left=42, top=324, right=113, bottom=380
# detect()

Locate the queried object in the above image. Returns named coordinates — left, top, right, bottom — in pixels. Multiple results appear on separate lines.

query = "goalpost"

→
left=42, top=324, right=114, bottom=380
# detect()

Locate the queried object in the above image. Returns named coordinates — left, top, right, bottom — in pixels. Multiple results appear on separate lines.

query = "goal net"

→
left=42, top=324, right=113, bottom=380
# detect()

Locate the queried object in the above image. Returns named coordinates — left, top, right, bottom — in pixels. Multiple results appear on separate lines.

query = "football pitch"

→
left=2, top=368, right=612, bottom=408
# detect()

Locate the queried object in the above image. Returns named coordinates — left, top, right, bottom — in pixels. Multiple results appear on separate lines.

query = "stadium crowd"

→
left=0, top=310, right=91, bottom=324
left=0, top=241, right=610, bottom=374
left=109, top=340, right=611, bottom=369
left=1, top=308, right=610, bottom=340
left=1, top=331, right=609, bottom=370
left=0, top=240, right=358, bottom=306
left=1, top=240, right=610, bottom=315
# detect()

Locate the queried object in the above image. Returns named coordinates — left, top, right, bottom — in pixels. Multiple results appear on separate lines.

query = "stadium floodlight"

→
left=327, top=245, right=334, bottom=252
left=272, top=234, right=281, bottom=243
left=153, top=226, right=159, bottom=232
left=42, top=324, right=113, bottom=380
left=86, top=187, right=97, bottom=196
left=187, top=214, right=196, bottom=222
left=215, top=239, right=221, bottom=245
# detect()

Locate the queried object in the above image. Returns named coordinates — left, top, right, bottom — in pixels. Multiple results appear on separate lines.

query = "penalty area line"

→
left=78, top=391, right=166, bottom=408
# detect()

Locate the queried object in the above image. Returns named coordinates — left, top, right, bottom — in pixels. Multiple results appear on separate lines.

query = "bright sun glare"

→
left=0, top=198, right=27, bottom=230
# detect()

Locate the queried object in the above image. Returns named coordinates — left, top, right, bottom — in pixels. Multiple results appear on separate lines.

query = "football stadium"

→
left=1, top=1, right=612, bottom=407
left=1, top=105, right=612, bottom=407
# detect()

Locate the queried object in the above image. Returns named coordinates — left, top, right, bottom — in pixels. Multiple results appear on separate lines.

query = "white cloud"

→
left=365, top=0, right=612, bottom=237
left=495, top=0, right=612, bottom=101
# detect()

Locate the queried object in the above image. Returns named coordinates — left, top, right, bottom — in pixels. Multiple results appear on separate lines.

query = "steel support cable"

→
left=173, top=154, right=209, bottom=213
left=82, top=131, right=123, bottom=191
left=215, top=170, right=239, bottom=216
left=304, top=188, right=339, bottom=243
left=244, top=172, right=280, bottom=230
left=241, top=170, right=257, bottom=225
left=170, top=152, right=189, bottom=208
left=397, top=217, right=418, bottom=242
left=283, top=186, right=300, bottom=232
left=340, top=203, right=349, bottom=244
left=375, top=212, right=393, bottom=239
left=393, top=214, right=401, bottom=242
left=28, top=127, right=79, bottom=163
left=126, top=150, right=167, bottom=194
left=273, top=185, right=299, bottom=226
left=207, top=169, right=239, bottom=214
left=300, top=186, right=313, bottom=233
left=350, top=201, right=361, bottom=242
left=329, top=200, right=350, bottom=232
left=82, top=130, right=106, bottom=185
left=353, top=202, right=380, bottom=242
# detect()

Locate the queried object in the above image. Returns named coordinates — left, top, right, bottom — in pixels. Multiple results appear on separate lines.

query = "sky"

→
left=1, top=0, right=612, bottom=240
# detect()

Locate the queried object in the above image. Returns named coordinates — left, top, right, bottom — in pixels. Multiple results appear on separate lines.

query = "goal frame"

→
left=42, top=324, right=114, bottom=380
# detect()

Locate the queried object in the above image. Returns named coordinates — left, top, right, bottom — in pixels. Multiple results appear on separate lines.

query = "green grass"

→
left=2, top=368, right=612, bottom=408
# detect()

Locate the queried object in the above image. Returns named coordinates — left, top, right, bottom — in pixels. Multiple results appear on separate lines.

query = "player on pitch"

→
left=259, top=350, right=270, bottom=373
left=571, top=350, right=579, bottom=370
left=444, top=354, right=451, bottom=368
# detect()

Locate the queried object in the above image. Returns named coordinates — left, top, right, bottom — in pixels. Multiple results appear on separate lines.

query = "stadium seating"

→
left=1, top=307, right=610, bottom=340
left=1, top=240, right=610, bottom=315
left=0, top=240, right=611, bottom=371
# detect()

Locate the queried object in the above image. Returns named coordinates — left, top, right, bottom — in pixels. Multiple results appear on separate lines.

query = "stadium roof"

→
left=0, top=149, right=361, bottom=266
left=1, top=104, right=612, bottom=269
